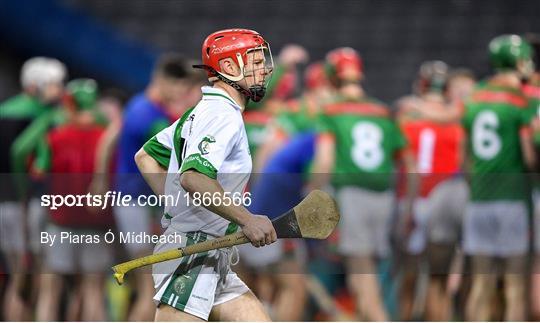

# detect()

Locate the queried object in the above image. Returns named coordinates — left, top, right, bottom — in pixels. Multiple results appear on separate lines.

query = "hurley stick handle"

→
left=112, top=231, right=248, bottom=285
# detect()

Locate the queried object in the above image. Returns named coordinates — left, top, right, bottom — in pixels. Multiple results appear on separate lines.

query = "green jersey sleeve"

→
left=33, top=137, right=51, bottom=172
left=142, top=119, right=176, bottom=169
left=10, top=110, right=56, bottom=173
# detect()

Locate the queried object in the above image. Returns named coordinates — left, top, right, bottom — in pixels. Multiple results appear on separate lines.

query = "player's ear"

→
left=219, top=58, right=240, bottom=77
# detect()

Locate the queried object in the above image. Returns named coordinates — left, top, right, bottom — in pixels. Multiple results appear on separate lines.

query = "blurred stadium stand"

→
left=0, top=0, right=539, bottom=102
left=0, top=0, right=157, bottom=99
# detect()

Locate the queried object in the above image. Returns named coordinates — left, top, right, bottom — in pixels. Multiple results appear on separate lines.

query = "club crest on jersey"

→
left=173, top=274, right=190, bottom=294
left=198, top=135, right=216, bottom=155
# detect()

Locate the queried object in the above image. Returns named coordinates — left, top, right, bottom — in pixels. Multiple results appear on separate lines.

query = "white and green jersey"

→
left=143, top=86, right=252, bottom=237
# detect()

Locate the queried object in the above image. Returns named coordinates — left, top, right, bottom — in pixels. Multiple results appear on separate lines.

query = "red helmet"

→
left=304, top=62, right=329, bottom=90
left=195, top=28, right=274, bottom=102
left=325, top=47, right=363, bottom=82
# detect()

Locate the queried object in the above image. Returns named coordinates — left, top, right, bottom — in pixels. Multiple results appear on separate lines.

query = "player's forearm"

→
left=307, top=155, right=333, bottom=191
left=403, top=151, right=419, bottom=213
left=180, top=170, right=252, bottom=226
left=418, top=99, right=462, bottom=124
left=90, top=124, right=121, bottom=195
left=95, top=123, right=121, bottom=175
left=308, top=136, right=335, bottom=190
left=308, top=167, right=332, bottom=191
left=134, top=148, right=167, bottom=196
left=520, top=130, right=536, bottom=170
left=32, top=138, right=51, bottom=173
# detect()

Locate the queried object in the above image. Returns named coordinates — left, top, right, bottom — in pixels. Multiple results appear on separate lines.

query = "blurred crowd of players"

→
left=1, top=33, right=540, bottom=321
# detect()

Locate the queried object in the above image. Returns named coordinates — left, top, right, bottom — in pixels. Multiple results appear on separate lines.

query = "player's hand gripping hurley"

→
left=112, top=190, right=339, bottom=284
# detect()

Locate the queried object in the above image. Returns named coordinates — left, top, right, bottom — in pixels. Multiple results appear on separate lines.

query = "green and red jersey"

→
left=45, top=123, right=114, bottom=228
left=317, top=97, right=406, bottom=191
left=275, top=98, right=320, bottom=137
left=523, top=80, right=540, bottom=190
left=524, top=81, right=540, bottom=145
left=0, top=94, right=57, bottom=199
left=1, top=94, right=54, bottom=172
left=463, top=82, right=535, bottom=201
left=243, top=110, right=272, bottom=160
left=400, top=120, right=464, bottom=197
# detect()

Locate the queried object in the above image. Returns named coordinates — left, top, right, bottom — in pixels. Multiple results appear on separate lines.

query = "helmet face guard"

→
left=241, top=44, right=274, bottom=102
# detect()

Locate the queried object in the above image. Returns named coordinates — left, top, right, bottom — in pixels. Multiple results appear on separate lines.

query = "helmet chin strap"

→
left=247, top=85, right=266, bottom=102
left=215, top=73, right=267, bottom=103
left=193, top=64, right=267, bottom=102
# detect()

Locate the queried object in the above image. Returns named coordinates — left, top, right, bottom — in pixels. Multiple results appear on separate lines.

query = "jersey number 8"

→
left=351, top=122, right=384, bottom=170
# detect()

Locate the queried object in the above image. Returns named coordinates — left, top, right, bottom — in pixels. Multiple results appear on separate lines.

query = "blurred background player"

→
left=88, top=88, right=128, bottom=197
left=462, top=34, right=536, bottom=321
left=0, top=57, right=66, bottom=321
left=243, top=44, right=308, bottom=174
left=237, top=44, right=310, bottom=321
left=396, top=60, right=472, bottom=320
left=446, top=68, right=477, bottom=108
left=239, top=61, right=334, bottom=318
left=425, top=67, right=475, bottom=321
left=254, top=60, right=332, bottom=172
left=246, top=44, right=309, bottom=113
left=310, top=47, right=416, bottom=321
left=525, top=32, right=540, bottom=321
left=111, top=53, right=205, bottom=321
left=33, top=79, right=114, bottom=321
left=237, top=133, right=313, bottom=321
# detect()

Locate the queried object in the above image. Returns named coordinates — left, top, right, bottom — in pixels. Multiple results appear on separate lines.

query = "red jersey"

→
left=48, top=124, right=113, bottom=229
left=400, top=120, right=464, bottom=197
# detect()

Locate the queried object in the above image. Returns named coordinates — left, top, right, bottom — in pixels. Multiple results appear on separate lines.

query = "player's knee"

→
left=156, top=304, right=203, bottom=322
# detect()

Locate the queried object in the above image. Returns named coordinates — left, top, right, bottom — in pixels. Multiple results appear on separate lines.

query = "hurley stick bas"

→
left=112, top=189, right=340, bottom=285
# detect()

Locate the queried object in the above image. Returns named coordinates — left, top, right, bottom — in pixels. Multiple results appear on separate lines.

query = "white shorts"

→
left=401, top=178, right=469, bottom=254
left=427, top=178, right=469, bottom=245
left=238, top=239, right=307, bottom=270
left=463, top=201, right=529, bottom=257
left=28, top=198, right=48, bottom=254
left=43, top=223, right=113, bottom=273
left=337, top=187, right=393, bottom=257
left=114, top=205, right=153, bottom=256
left=153, top=227, right=250, bottom=320
left=238, top=240, right=283, bottom=268
left=0, top=201, right=25, bottom=253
